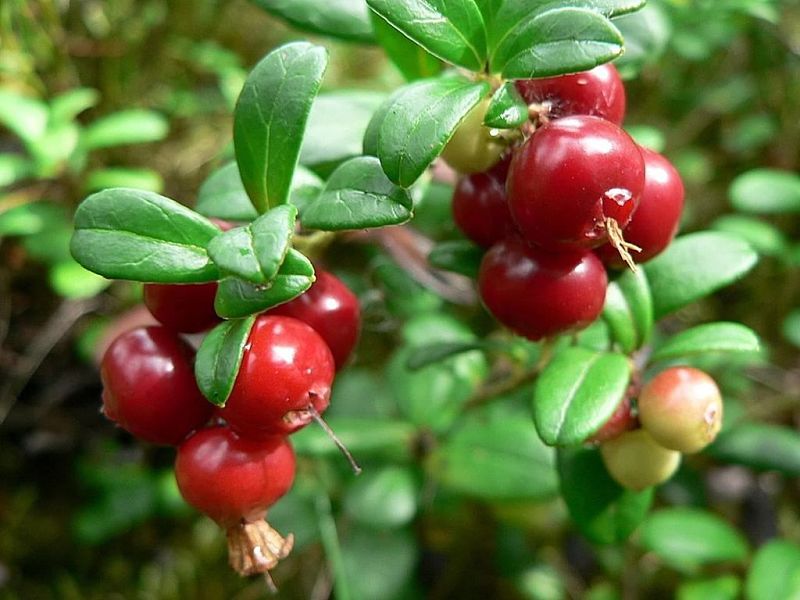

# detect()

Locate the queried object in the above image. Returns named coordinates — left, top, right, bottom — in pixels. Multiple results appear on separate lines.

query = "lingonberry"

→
left=515, top=63, right=626, bottom=125
left=596, top=147, right=685, bottom=268
left=101, top=326, right=212, bottom=445
left=478, top=237, right=607, bottom=341
left=587, top=395, right=638, bottom=444
left=507, top=115, right=645, bottom=250
left=600, top=428, right=681, bottom=491
left=143, top=282, right=220, bottom=333
left=638, top=367, right=723, bottom=454
left=440, top=98, right=505, bottom=174
left=220, top=315, right=335, bottom=437
left=268, top=270, right=360, bottom=370
left=451, top=156, right=515, bottom=248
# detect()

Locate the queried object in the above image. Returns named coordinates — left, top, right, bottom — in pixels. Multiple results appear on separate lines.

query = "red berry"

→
left=596, top=147, right=685, bottom=268
left=507, top=115, right=645, bottom=250
left=143, top=282, right=220, bottom=333
left=515, top=64, right=626, bottom=125
left=452, top=157, right=515, bottom=248
left=478, top=237, right=608, bottom=341
left=100, top=326, right=212, bottom=445
left=587, top=395, right=637, bottom=444
left=175, top=426, right=295, bottom=528
left=268, top=270, right=360, bottom=370
left=220, top=315, right=335, bottom=437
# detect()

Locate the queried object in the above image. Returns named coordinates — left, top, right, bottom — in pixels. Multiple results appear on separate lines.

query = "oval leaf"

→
left=343, top=467, right=418, bottom=529
left=602, top=266, right=656, bottom=354
left=484, top=81, right=528, bottom=128
left=708, top=423, right=800, bottom=477
left=533, top=347, right=631, bottom=446
left=81, top=109, right=169, bottom=150
left=678, top=576, right=741, bottom=600
left=194, top=316, right=256, bottom=407
left=651, top=322, right=761, bottom=363
left=234, top=42, right=328, bottom=213
left=711, top=215, right=788, bottom=258
left=196, top=162, right=258, bottom=221
left=251, top=0, right=375, bottom=43
left=729, top=168, right=800, bottom=214
left=371, top=14, right=443, bottom=81
left=71, top=188, right=220, bottom=283
left=745, top=540, right=800, bottom=600
left=84, top=168, right=163, bottom=193
left=427, top=239, right=484, bottom=278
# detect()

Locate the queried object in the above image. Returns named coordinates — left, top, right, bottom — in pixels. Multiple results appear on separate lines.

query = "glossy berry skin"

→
left=638, top=367, right=723, bottom=454
left=101, top=326, right=213, bottom=445
left=143, top=282, right=220, bottom=333
left=175, top=426, right=295, bottom=528
left=588, top=395, right=637, bottom=444
left=220, top=316, right=335, bottom=438
left=440, top=98, right=505, bottom=174
left=600, top=429, right=681, bottom=491
left=596, top=147, right=685, bottom=268
left=452, top=157, right=515, bottom=248
left=507, top=115, right=645, bottom=250
left=268, top=270, right=360, bottom=370
left=515, top=63, right=626, bottom=125
left=478, top=237, right=608, bottom=341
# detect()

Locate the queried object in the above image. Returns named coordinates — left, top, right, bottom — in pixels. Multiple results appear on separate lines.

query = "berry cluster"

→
left=99, top=266, right=360, bottom=579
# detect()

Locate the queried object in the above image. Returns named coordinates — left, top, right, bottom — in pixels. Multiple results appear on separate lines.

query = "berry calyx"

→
left=507, top=115, right=645, bottom=251
left=440, top=98, right=506, bottom=174
left=143, top=282, right=220, bottom=333
left=587, top=395, right=638, bottom=444
left=268, top=270, right=360, bottom=370
left=220, top=315, right=335, bottom=437
left=600, top=428, right=681, bottom=491
left=638, top=367, right=723, bottom=454
left=100, top=326, right=212, bottom=445
left=515, top=63, right=626, bottom=125
left=478, top=237, right=608, bottom=341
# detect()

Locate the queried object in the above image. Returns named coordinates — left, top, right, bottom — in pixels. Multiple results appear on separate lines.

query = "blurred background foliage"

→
left=1, top=0, right=799, bottom=598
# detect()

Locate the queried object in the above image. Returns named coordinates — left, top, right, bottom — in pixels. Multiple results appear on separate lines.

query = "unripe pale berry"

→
left=600, top=428, right=681, bottom=491
left=440, top=98, right=505, bottom=174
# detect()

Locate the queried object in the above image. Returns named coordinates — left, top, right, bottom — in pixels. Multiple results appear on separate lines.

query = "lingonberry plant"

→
left=68, top=0, right=773, bottom=594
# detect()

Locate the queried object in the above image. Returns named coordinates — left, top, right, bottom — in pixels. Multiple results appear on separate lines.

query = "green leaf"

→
left=233, top=42, right=328, bottom=213
left=0, top=153, right=34, bottom=188
left=340, top=526, right=417, bottom=600
left=49, top=260, right=110, bottom=299
left=29, top=122, right=79, bottom=175
left=427, top=240, right=484, bottom=278
left=406, top=341, right=485, bottom=370
left=745, top=540, right=800, bottom=600
left=288, top=165, right=325, bottom=214
left=214, top=248, right=314, bottom=318
left=729, top=168, right=800, bottom=214
left=644, top=232, right=758, bottom=319
left=194, top=316, right=256, bottom=406
left=678, top=576, right=741, bottom=600
left=84, top=168, right=164, bottom=193
left=292, top=417, right=415, bottom=461
left=71, top=188, right=221, bottom=283
left=81, top=110, right=169, bottom=150
left=301, top=156, right=413, bottom=231
left=650, top=322, right=761, bottom=363
left=533, top=347, right=631, bottom=446
left=343, top=467, right=418, bottom=529
left=558, top=446, right=654, bottom=544
left=782, top=309, right=800, bottom=349
left=49, top=88, right=99, bottom=123
left=711, top=215, right=789, bottom=257
left=251, top=0, right=375, bottom=43
left=371, top=14, right=443, bottom=81
left=207, top=204, right=296, bottom=284
left=639, top=508, right=749, bottom=572
left=483, top=82, right=528, bottom=128
left=602, top=268, right=653, bottom=353
left=612, top=3, right=671, bottom=78
left=365, top=77, right=490, bottom=187
left=708, top=423, right=800, bottom=477
left=0, top=202, right=67, bottom=236
left=367, top=0, right=487, bottom=71
left=0, top=90, right=48, bottom=145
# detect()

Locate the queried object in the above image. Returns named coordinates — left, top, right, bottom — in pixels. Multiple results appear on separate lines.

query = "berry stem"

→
left=307, top=403, right=362, bottom=475
left=605, top=218, right=642, bottom=272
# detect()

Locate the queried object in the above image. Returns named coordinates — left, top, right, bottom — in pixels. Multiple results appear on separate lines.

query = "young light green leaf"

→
left=0, top=90, right=48, bottom=145
left=367, top=0, right=488, bottom=71
left=84, top=168, right=163, bottom=193
left=49, top=88, right=99, bottom=124
left=196, top=162, right=258, bottom=221
left=370, top=14, right=443, bottom=81
left=602, top=268, right=654, bottom=353
left=71, top=188, right=221, bottom=283
left=678, top=576, right=741, bottom=600
left=194, top=316, right=256, bottom=406
left=343, top=467, right=418, bottom=529
left=729, top=168, right=800, bottom=214
left=234, top=42, right=328, bottom=213
left=300, top=156, right=413, bottom=231
left=81, top=110, right=169, bottom=150
left=650, top=322, right=761, bottom=363
left=533, top=347, right=631, bottom=446
left=214, top=248, right=314, bottom=318
left=49, top=260, right=110, bottom=299
left=483, top=82, right=528, bottom=128
left=0, top=202, right=67, bottom=236
left=708, top=423, right=800, bottom=477
left=207, top=204, right=297, bottom=284
left=427, top=240, right=484, bottom=279
left=251, top=0, right=375, bottom=43
left=0, top=154, right=34, bottom=188
left=745, top=540, right=800, bottom=600
left=644, top=232, right=758, bottom=319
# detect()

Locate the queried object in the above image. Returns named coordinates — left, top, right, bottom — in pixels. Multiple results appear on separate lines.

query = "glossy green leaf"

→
left=251, top=0, right=375, bottom=43
left=301, top=156, right=413, bottom=231
left=483, top=81, right=528, bottom=128
left=340, top=526, right=417, bottom=600
left=708, top=423, right=800, bottom=477
left=367, top=0, right=487, bottom=70
left=678, top=576, right=741, bottom=600
left=84, top=168, right=164, bottom=193
left=343, top=467, right=418, bottom=528
left=0, top=90, right=48, bottom=144
left=782, top=309, right=800, bottom=349
left=533, top=347, right=631, bottom=446
left=602, top=268, right=653, bottom=353
left=745, top=540, right=800, bottom=600
left=427, top=240, right=484, bottom=278
left=711, top=215, right=789, bottom=257
left=214, top=248, right=314, bottom=318
left=288, top=165, right=325, bottom=214
left=371, top=14, right=443, bottom=81
left=292, top=417, right=415, bottom=461
left=0, top=153, right=34, bottom=187
left=194, top=316, right=256, bottom=407
left=71, top=188, right=221, bottom=283
left=81, top=110, right=169, bottom=150
left=233, top=42, right=328, bottom=213
left=558, top=447, right=654, bottom=544
left=196, top=162, right=258, bottom=221
left=650, top=322, right=761, bottom=363
left=49, top=88, right=99, bottom=123
left=365, top=77, right=489, bottom=187
left=49, top=260, right=110, bottom=299
left=639, top=508, right=749, bottom=572
left=729, top=168, right=800, bottom=214
left=207, top=204, right=296, bottom=284
left=644, top=232, right=758, bottom=319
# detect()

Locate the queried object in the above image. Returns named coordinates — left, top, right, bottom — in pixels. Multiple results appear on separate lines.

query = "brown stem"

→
left=307, top=403, right=362, bottom=475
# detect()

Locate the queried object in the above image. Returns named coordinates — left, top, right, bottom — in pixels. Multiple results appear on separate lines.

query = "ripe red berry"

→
left=220, top=315, right=335, bottom=437
left=478, top=237, right=608, bottom=341
left=452, top=157, right=515, bottom=248
left=595, top=147, right=685, bottom=268
left=515, top=63, right=626, bottom=125
left=507, top=116, right=645, bottom=250
left=268, top=270, right=360, bottom=370
left=587, top=395, right=638, bottom=444
left=175, top=425, right=295, bottom=528
left=143, top=282, right=220, bottom=333
left=101, top=326, right=213, bottom=445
